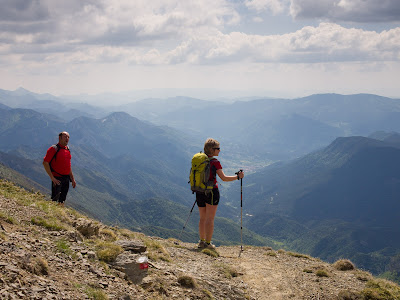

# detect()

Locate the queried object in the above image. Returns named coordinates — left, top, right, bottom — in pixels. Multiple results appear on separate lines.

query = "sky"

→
left=0, top=0, right=400, bottom=100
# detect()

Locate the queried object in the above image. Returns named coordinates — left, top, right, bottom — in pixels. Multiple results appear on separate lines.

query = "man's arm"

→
left=69, top=170, right=76, bottom=188
left=43, top=161, right=60, bottom=185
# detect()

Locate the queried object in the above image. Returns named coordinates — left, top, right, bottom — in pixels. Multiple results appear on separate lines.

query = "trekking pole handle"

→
left=235, top=169, right=243, bottom=180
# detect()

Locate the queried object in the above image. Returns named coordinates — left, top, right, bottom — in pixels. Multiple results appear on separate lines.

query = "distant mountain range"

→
left=3, top=88, right=400, bottom=161
left=1, top=88, right=400, bottom=281
left=230, top=133, right=400, bottom=276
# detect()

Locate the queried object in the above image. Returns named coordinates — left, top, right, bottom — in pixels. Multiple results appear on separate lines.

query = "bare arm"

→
left=43, top=161, right=60, bottom=185
left=216, top=169, right=244, bottom=182
left=69, top=170, right=76, bottom=188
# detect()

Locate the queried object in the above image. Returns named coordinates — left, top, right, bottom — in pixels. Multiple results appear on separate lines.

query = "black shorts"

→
left=196, top=188, right=220, bottom=207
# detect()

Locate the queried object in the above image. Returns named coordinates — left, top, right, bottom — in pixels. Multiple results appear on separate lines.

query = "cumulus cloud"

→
left=290, top=0, right=400, bottom=22
left=0, top=0, right=399, bottom=69
left=0, top=0, right=239, bottom=47
left=165, top=23, right=400, bottom=65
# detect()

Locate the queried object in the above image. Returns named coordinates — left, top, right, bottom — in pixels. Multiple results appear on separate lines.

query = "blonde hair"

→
left=204, top=138, right=220, bottom=156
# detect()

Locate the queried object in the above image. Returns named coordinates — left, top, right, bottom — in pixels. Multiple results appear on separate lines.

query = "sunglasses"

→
left=213, top=148, right=220, bottom=150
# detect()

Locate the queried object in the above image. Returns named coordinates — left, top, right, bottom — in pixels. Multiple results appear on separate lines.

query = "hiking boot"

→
left=205, top=242, right=216, bottom=250
left=197, top=240, right=207, bottom=249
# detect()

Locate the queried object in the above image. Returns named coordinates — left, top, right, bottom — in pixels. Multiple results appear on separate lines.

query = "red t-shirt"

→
left=43, top=144, right=71, bottom=176
left=209, top=157, right=222, bottom=188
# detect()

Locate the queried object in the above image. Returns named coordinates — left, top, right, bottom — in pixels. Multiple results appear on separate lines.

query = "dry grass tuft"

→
left=361, top=278, right=400, bottom=300
left=100, top=228, right=117, bottom=241
left=337, top=289, right=362, bottom=299
left=333, top=259, right=355, bottom=271
left=143, top=238, right=171, bottom=262
left=84, top=286, right=109, bottom=300
left=178, top=275, right=197, bottom=288
left=265, top=250, right=277, bottom=257
left=202, top=248, right=220, bottom=258
left=287, top=251, right=310, bottom=259
left=95, top=241, right=123, bottom=262
left=316, top=269, right=330, bottom=277
left=22, top=256, right=49, bottom=275
left=0, top=211, right=17, bottom=224
left=202, top=289, right=214, bottom=299
left=215, top=263, right=239, bottom=279
left=31, top=216, right=65, bottom=231
left=355, top=270, right=373, bottom=282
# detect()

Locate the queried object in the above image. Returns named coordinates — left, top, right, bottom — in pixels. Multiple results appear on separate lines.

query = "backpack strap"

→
left=49, top=144, right=70, bottom=176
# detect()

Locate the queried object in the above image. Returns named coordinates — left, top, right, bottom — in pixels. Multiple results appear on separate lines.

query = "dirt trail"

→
left=217, top=246, right=369, bottom=300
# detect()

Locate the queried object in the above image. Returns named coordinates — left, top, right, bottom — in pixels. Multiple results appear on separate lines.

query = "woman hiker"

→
left=197, top=138, right=244, bottom=249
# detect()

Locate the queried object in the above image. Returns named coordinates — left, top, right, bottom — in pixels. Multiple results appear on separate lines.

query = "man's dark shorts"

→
left=196, top=188, right=220, bottom=207
left=51, top=175, right=70, bottom=203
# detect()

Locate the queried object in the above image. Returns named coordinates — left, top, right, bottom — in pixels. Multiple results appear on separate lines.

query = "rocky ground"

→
left=1, top=181, right=399, bottom=300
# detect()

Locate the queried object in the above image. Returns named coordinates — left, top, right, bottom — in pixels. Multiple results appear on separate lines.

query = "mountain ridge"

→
left=1, top=179, right=399, bottom=299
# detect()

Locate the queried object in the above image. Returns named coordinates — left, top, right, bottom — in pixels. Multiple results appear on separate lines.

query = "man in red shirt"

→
left=43, top=131, right=76, bottom=206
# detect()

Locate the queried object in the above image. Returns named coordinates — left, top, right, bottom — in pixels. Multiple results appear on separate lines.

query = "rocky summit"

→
left=1, top=180, right=400, bottom=300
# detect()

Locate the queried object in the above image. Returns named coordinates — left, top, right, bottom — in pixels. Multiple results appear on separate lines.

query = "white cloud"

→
left=0, top=0, right=399, bottom=97
left=290, top=0, right=400, bottom=22
left=165, top=23, right=400, bottom=65
left=245, top=0, right=288, bottom=15
left=0, top=0, right=239, bottom=47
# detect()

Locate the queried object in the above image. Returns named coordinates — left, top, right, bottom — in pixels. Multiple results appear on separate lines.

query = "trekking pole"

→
left=236, top=169, right=244, bottom=257
left=175, top=199, right=197, bottom=245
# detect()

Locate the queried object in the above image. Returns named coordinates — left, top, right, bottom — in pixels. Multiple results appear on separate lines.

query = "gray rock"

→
left=115, top=240, right=147, bottom=253
left=67, top=230, right=84, bottom=242
left=112, top=252, right=148, bottom=284
left=87, top=251, right=96, bottom=259
left=74, top=218, right=100, bottom=237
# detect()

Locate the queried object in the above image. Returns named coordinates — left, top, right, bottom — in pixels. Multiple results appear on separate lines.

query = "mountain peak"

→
left=14, top=87, right=32, bottom=95
left=323, top=135, right=385, bottom=157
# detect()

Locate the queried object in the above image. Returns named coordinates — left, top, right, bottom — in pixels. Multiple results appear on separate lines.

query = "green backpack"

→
left=189, top=152, right=215, bottom=193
